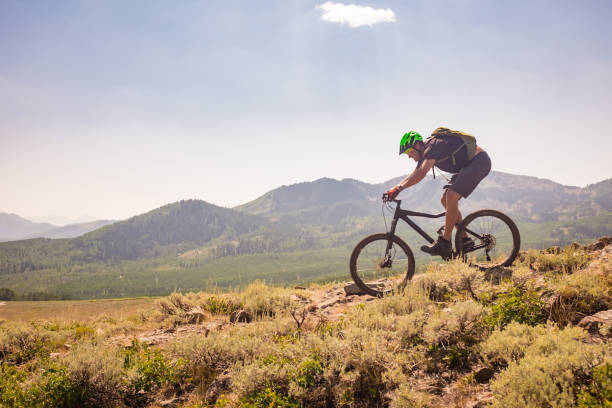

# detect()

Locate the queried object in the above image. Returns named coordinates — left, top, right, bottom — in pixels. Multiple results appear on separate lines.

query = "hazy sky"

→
left=2, top=0, right=611, bottom=220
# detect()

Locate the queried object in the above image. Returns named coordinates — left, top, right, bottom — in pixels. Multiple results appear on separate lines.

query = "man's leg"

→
left=442, top=189, right=462, bottom=242
left=421, top=190, right=459, bottom=259
left=440, top=190, right=465, bottom=240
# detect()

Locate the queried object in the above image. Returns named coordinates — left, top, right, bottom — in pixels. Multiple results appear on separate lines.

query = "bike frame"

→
left=385, top=200, right=488, bottom=255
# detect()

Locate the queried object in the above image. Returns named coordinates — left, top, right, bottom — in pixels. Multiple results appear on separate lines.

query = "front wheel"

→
left=350, top=233, right=415, bottom=297
left=455, top=209, right=520, bottom=269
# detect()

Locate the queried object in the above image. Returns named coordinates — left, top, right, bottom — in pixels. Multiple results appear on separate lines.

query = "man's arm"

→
left=396, top=159, right=435, bottom=191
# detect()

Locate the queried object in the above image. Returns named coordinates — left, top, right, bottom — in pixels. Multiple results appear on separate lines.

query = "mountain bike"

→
left=349, top=199, right=520, bottom=297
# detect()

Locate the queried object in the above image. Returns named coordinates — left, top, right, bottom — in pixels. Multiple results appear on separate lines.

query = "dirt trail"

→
left=110, top=283, right=380, bottom=347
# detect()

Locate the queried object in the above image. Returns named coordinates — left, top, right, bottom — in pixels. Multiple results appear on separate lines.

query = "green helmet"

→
left=399, top=131, right=423, bottom=155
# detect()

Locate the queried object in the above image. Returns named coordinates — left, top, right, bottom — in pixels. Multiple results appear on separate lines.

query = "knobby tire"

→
left=455, top=209, right=520, bottom=269
left=349, top=233, right=415, bottom=297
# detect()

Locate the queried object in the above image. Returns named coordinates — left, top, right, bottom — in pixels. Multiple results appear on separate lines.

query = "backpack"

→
left=428, top=127, right=477, bottom=166
left=426, top=128, right=477, bottom=179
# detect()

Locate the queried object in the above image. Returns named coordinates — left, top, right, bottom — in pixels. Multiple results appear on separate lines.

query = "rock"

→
left=543, top=292, right=560, bottom=309
left=532, top=274, right=547, bottom=290
left=230, top=310, right=252, bottom=323
left=294, top=286, right=306, bottom=290
left=344, top=283, right=363, bottom=295
left=205, top=373, right=232, bottom=404
left=484, top=267, right=513, bottom=284
left=578, top=309, right=612, bottom=335
left=584, top=237, right=612, bottom=252
left=465, top=392, right=493, bottom=408
left=343, top=282, right=387, bottom=296
left=318, top=298, right=339, bottom=309
left=160, top=398, right=178, bottom=407
left=474, top=367, right=495, bottom=383
left=186, top=307, right=205, bottom=324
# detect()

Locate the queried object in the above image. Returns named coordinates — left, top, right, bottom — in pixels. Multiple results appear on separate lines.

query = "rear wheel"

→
left=350, top=233, right=415, bottom=297
left=455, top=209, right=520, bottom=269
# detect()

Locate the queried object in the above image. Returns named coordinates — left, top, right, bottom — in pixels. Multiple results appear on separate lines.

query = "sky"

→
left=1, top=0, right=611, bottom=221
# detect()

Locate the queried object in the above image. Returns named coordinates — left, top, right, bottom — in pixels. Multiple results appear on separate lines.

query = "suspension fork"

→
left=384, top=206, right=401, bottom=255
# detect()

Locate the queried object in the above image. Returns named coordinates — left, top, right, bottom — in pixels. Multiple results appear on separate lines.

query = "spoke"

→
left=461, top=213, right=516, bottom=268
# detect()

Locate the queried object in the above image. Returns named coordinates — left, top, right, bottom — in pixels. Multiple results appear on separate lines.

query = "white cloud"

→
left=316, top=2, right=396, bottom=28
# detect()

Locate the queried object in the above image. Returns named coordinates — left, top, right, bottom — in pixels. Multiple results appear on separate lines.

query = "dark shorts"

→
left=443, top=151, right=491, bottom=198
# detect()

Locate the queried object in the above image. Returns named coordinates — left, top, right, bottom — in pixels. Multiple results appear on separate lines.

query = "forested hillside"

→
left=1, top=173, right=611, bottom=300
left=0, top=200, right=266, bottom=271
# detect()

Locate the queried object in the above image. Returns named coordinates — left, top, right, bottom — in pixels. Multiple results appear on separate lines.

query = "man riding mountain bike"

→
left=382, top=127, right=491, bottom=260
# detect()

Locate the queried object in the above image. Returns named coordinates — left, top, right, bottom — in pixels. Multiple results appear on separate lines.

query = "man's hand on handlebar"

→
left=382, top=186, right=402, bottom=202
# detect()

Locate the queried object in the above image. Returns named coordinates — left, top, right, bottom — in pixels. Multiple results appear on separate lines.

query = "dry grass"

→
left=0, top=297, right=157, bottom=322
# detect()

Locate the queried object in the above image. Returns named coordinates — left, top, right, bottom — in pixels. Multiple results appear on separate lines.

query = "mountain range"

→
left=237, top=171, right=611, bottom=222
left=0, top=213, right=115, bottom=242
left=0, top=171, right=611, bottom=299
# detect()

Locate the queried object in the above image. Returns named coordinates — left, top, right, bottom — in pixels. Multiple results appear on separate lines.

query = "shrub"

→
left=63, top=340, right=124, bottom=407
left=73, top=323, right=96, bottom=339
left=123, top=338, right=180, bottom=393
left=396, top=310, right=429, bottom=348
left=549, top=285, right=611, bottom=326
left=296, top=358, right=323, bottom=388
left=420, top=300, right=486, bottom=371
left=372, top=284, right=433, bottom=317
left=520, top=248, right=591, bottom=274
left=482, top=287, right=547, bottom=330
left=0, top=361, right=87, bottom=408
left=489, top=325, right=610, bottom=408
left=0, top=322, right=49, bottom=364
left=417, top=276, right=452, bottom=302
left=331, top=325, right=397, bottom=406
left=548, top=263, right=612, bottom=326
left=231, top=358, right=296, bottom=400
left=204, top=295, right=242, bottom=315
left=240, top=386, right=299, bottom=408
left=156, top=292, right=198, bottom=325
left=239, top=281, right=295, bottom=318
left=420, top=260, right=487, bottom=301
left=577, top=362, right=612, bottom=407
left=479, top=322, right=548, bottom=367
left=168, top=320, right=291, bottom=392
left=388, top=384, right=430, bottom=408
left=422, top=300, right=485, bottom=347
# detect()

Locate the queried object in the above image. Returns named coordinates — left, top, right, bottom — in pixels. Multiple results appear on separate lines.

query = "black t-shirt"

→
left=418, top=136, right=471, bottom=174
